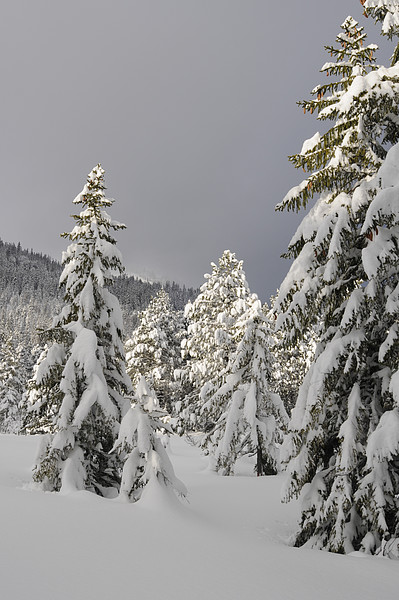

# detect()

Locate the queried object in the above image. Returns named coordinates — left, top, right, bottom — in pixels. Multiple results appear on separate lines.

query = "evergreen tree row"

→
left=15, top=161, right=292, bottom=505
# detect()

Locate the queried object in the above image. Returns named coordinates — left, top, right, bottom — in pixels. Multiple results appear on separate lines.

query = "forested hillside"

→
left=0, top=237, right=197, bottom=345
left=0, top=236, right=197, bottom=434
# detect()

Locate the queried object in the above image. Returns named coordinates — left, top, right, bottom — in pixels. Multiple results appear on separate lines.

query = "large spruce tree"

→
left=276, top=14, right=399, bottom=553
left=28, top=164, right=132, bottom=495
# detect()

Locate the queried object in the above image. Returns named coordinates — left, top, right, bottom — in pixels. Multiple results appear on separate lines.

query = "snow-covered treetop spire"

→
left=204, top=250, right=249, bottom=296
left=28, top=164, right=131, bottom=494
left=73, top=163, right=110, bottom=207
left=60, top=164, right=126, bottom=302
left=276, top=16, right=379, bottom=213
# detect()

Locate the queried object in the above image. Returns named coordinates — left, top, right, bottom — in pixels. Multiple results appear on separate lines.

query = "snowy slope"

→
left=0, top=434, right=397, bottom=600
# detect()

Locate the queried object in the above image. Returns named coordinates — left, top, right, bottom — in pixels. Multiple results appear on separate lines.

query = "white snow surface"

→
left=0, top=434, right=397, bottom=600
left=300, top=131, right=321, bottom=155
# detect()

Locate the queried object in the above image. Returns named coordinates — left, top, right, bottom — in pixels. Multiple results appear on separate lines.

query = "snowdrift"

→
left=0, top=434, right=396, bottom=600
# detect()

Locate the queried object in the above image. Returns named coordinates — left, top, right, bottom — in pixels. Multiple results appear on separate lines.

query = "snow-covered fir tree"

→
left=283, top=145, right=399, bottom=554
left=125, top=289, right=184, bottom=413
left=113, top=376, right=187, bottom=502
left=277, top=16, right=386, bottom=216
left=353, top=143, right=399, bottom=555
left=177, top=250, right=254, bottom=434
left=27, top=164, right=132, bottom=495
left=201, top=299, right=288, bottom=475
left=0, top=336, right=26, bottom=434
left=275, top=16, right=399, bottom=554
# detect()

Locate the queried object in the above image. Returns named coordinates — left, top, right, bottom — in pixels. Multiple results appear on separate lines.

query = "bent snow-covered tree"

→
left=113, top=377, right=187, bottom=502
left=275, top=16, right=399, bottom=554
left=202, top=299, right=288, bottom=475
left=28, top=164, right=131, bottom=495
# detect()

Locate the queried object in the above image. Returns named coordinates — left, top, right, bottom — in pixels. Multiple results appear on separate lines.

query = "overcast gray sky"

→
left=0, top=0, right=392, bottom=301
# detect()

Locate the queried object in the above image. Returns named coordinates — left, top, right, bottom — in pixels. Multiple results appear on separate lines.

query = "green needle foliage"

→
left=277, top=16, right=399, bottom=217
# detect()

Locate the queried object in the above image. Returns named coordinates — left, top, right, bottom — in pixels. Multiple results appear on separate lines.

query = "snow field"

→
left=0, top=433, right=397, bottom=600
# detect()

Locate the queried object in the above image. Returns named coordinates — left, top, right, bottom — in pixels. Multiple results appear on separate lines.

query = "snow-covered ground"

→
left=0, top=434, right=397, bottom=600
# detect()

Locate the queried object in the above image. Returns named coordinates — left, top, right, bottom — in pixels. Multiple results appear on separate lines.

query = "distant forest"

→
left=0, top=237, right=198, bottom=346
